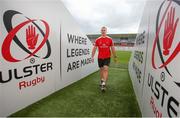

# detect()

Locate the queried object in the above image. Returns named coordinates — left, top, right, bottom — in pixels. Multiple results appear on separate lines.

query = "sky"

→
left=61, top=0, right=146, bottom=34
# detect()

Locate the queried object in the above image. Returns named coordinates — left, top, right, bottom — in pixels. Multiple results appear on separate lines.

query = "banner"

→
left=128, top=0, right=150, bottom=110
left=129, top=0, right=180, bottom=117
left=55, top=2, right=98, bottom=89
left=0, top=0, right=98, bottom=116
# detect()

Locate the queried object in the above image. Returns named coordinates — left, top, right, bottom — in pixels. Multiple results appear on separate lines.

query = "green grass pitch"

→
left=11, top=51, right=141, bottom=117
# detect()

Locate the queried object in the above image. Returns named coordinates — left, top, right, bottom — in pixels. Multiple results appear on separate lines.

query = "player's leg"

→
left=101, top=66, right=108, bottom=88
left=98, top=59, right=104, bottom=86
left=100, top=67, right=104, bottom=85
left=101, top=58, right=110, bottom=91
left=102, top=58, right=110, bottom=82
left=103, top=65, right=109, bottom=82
left=101, top=66, right=108, bottom=92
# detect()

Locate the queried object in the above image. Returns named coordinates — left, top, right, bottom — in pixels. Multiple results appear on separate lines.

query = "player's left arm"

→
left=110, top=39, right=117, bottom=58
left=110, top=39, right=118, bottom=63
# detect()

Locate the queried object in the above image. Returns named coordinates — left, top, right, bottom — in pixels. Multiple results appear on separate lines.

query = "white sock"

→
left=102, top=79, right=106, bottom=86
left=102, top=82, right=106, bottom=86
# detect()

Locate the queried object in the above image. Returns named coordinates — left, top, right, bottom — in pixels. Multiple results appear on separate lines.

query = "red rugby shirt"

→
left=95, top=36, right=114, bottom=59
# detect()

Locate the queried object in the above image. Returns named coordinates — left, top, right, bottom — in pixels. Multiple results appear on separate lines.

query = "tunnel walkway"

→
left=11, top=51, right=141, bottom=117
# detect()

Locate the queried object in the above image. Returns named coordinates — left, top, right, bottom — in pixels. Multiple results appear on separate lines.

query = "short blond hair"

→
left=101, top=26, right=107, bottom=30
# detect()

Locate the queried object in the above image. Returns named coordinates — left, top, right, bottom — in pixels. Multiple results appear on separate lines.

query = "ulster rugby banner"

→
left=129, top=0, right=180, bottom=117
left=128, top=1, right=150, bottom=110
left=56, top=3, right=98, bottom=90
left=0, top=0, right=98, bottom=116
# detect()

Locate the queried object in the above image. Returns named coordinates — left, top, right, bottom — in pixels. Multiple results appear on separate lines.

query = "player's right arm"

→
left=91, top=39, right=98, bottom=62
left=91, top=45, right=97, bottom=62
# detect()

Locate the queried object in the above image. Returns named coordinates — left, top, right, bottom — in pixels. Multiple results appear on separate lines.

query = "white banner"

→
left=55, top=2, right=98, bottom=90
left=0, top=0, right=98, bottom=116
left=142, top=0, right=180, bottom=117
left=128, top=0, right=149, bottom=110
left=129, top=0, right=180, bottom=117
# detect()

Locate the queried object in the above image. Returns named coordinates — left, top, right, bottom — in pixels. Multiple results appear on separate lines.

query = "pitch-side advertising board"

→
left=0, top=0, right=98, bottom=116
left=129, top=0, right=180, bottom=117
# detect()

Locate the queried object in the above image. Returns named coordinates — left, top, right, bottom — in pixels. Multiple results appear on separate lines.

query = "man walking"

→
left=92, top=26, right=117, bottom=92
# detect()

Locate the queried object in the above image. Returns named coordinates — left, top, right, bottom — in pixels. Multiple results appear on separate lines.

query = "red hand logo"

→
left=163, top=7, right=179, bottom=56
left=26, top=25, right=39, bottom=49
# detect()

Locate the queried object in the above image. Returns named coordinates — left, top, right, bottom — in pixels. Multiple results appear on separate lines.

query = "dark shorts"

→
left=98, top=58, right=111, bottom=68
